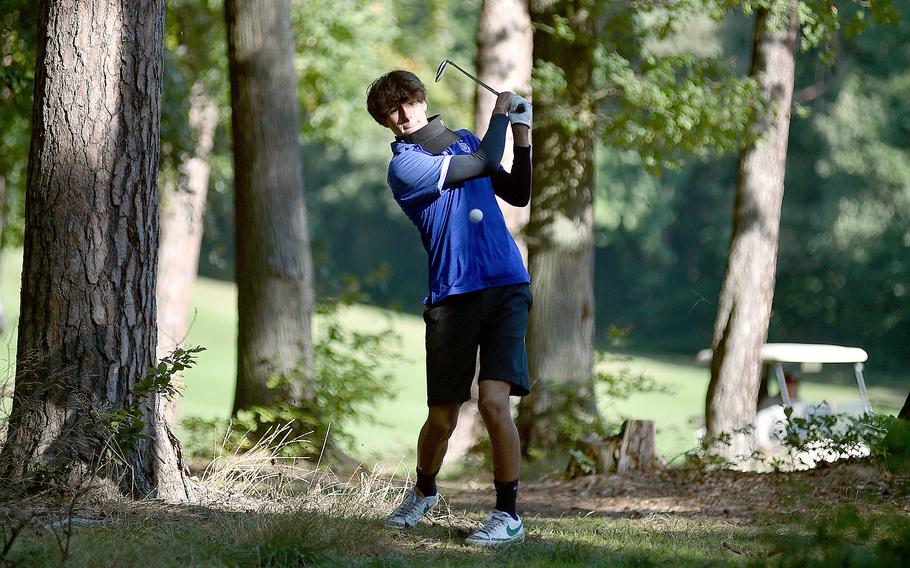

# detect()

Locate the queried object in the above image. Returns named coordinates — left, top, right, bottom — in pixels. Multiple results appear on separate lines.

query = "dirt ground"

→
left=442, top=461, right=910, bottom=522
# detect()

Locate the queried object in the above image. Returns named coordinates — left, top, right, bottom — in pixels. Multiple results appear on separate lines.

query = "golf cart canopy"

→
left=696, top=343, right=872, bottom=413
left=695, top=343, right=869, bottom=365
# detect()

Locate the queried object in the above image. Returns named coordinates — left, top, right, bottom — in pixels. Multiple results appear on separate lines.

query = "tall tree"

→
left=473, top=0, right=533, bottom=260
left=703, top=0, right=899, bottom=460
left=225, top=0, right=315, bottom=419
left=0, top=0, right=192, bottom=501
left=516, top=0, right=600, bottom=452
left=515, top=2, right=762, bottom=456
left=705, top=2, right=799, bottom=459
left=156, top=91, right=218, bottom=422
left=156, top=0, right=225, bottom=423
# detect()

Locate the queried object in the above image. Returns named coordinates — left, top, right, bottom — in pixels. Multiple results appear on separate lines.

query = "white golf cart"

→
left=696, top=343, right=874, bottom=467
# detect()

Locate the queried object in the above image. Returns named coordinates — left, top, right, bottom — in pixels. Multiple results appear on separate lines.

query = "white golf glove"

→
left=509, top=94, right=532, bottom=128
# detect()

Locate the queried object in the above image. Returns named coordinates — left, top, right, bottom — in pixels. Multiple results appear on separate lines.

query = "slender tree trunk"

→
left=157, top=87, right=218, bottom=425
left=225, top=0, right=315, bottom=416
left=473, top=0, right=533, bottom=262
left=0, top=0, right=193, bottom=501
left=705, top=2, right=799, bottom=461
left=899, top=392, right=910, bottom=421
left=516, top=1, right=599, bottom=454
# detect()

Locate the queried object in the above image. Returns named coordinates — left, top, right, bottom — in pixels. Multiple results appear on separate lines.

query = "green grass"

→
left=6, top=496, right=909, bottom=567
left=6, top=512, right=764, bottom=567
left=0, top=248, right=906, bottom=465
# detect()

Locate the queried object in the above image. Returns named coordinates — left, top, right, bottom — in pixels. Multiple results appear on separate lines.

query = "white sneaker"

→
left=384, top=488, right=439, bottom=528
left=465, top=510, right=525, bottom=546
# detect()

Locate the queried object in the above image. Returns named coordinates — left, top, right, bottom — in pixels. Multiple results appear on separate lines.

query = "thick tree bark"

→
left=473, top=0, right=533, bottom=262
left=226, top=0, right=315, bottom=415
left=0, top=0, right=193, bottom=501
left=516, top=1, right=599, bottom=454
left=705, top=2, right=799, bottom=461
left=156, top=87, right=218, bottom=424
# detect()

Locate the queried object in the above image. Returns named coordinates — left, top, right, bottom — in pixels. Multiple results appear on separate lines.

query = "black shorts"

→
left=423, top=283, right=532, bottom=406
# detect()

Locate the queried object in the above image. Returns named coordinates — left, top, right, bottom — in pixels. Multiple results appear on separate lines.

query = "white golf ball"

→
left=469, top=208, right=484, bottom=223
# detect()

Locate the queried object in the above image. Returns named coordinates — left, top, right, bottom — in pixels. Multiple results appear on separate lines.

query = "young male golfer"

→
left=366, top=70, right=532, bottom=546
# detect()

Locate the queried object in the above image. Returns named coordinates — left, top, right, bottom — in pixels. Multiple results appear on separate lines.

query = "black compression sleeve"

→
left=442, top=114, right=510, bottom=186
left=490, top=145, right=531, bottom=207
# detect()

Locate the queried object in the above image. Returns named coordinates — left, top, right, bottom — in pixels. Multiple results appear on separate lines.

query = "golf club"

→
left=435, top=59, right=526, bottom=114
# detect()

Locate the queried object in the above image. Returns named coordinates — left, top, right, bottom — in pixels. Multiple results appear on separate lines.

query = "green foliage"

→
left=14, top=346, right=204, bottom=490
left=530, top=1, right=762, bottom=172
left=777, top=409, right=890, bottom=465
left=0, top=1, right=36, bottom=248
left=591, top=3, right=909, bottom=367
left=103, top=346, right=205, bottom=460
left=160, top=0, right=226, bottom=172
left=880, top=417, right=910, bottom=473
left=599, top=53, right=759, bottom=170
left=773, top=15, right=910, bottom=365
left=291, top=0, right=397, bottom=142
left=527, top=348, right=673, bottom=467
left=693, top=410, right=910, bottom=471
left=179, top=416, right=227, bottom=460
left=206, top=301, right=400, bottom=458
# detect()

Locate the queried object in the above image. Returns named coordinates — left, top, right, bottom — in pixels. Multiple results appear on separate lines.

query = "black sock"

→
left=415, top=467, right=439, bottom=497
left=494, top=478, right=519, bottom=519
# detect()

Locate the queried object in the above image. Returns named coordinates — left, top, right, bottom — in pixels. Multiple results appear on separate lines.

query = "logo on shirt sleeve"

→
left=456, top=140, right=471, bottom=153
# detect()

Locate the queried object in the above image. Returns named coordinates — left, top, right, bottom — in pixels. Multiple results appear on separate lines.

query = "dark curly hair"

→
left=366, top=70, right=427, bottom=126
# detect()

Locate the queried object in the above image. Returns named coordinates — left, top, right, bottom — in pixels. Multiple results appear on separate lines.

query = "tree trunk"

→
left=705, top=2, right=799, bottom=462
left=156, top=87, right=218, bottom=425
left=516, top=1, right=599, bottom=455
left=899, top=392, right=910, bottom=421
left=473, top=0, right=533, bottom=262
left=225, top=0, right=315, bottom=415
left=0, top=0, right=193, bottom=502
left=566, top=420, right=663, bottom=478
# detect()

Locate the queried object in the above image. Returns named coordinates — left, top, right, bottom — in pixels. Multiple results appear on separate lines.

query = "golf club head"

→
left=434, top=59, right=451, bottom=83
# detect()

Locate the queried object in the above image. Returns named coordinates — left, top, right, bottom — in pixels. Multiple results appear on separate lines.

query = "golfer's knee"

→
left=478, top=395, right=510, bottom=423
left=426, top=407, right=459, bottom=437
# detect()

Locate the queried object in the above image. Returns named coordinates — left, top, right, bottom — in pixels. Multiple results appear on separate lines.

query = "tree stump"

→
left=567, top=420, right=664, bottom=478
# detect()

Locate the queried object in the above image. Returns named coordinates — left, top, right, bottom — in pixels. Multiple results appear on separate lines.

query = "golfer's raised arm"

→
left=491, top=93, right=532, bottom=207
left=442, top=92, right=515, bottom=186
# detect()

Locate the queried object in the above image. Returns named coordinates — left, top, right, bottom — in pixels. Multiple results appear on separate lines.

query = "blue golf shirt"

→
left=387, top=118, right=530, bottom=305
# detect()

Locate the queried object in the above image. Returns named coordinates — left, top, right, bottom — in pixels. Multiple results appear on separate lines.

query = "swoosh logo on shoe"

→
left=506, top=524, right=522, bottom=537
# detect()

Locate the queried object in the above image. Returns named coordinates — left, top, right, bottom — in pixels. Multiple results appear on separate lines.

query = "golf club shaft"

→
left=441, top=59, right=526, bottom=114
left=448, top=60, right=499, bottom=97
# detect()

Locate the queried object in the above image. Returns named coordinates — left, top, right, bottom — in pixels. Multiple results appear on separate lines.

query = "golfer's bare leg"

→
left=477, top=380, right=519, bottom=481
left=417, top=402, right=461, bottom=474
left=386, top=404, right=458, bottom=528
